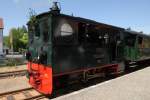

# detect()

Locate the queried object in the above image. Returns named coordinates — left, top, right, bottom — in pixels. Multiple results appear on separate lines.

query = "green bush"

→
left=5, top=58, right=25, bottom=66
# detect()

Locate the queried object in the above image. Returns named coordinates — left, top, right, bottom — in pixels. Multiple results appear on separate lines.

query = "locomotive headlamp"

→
left=38, top=55, right=40, bottom=60
left=104, top=34, right=109, bottom=43
left=86, top=34, right=89, bottom=37
left=99, top=36, right=102, bottom=39
left=104, top=34, right=109, bottom=39
left=39, top=51, right=47, bottom=65
left=117, top=40, right=121, bottom=45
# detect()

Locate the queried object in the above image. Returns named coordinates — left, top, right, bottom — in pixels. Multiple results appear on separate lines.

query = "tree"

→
left=19, top=32, right=28, bottom=48
left=9, top=26, right=28, bottom=52
left=3, top=36, right=10, bottom=48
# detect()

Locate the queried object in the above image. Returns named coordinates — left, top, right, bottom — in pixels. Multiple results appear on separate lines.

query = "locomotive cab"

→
left=27, top=14, right=53, bottom=94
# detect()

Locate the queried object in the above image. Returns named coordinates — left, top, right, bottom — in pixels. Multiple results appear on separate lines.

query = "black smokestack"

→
left=50, top=2, right=61, bottom=14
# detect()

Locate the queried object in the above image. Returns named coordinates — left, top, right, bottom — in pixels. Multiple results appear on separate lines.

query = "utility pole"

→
left=10, top=30, right=13, bottom=54
left=10, top=30, right=15, bottom=66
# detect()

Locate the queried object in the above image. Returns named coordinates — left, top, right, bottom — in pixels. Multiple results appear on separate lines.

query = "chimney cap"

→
left=0, top=18, right=4, bottom=29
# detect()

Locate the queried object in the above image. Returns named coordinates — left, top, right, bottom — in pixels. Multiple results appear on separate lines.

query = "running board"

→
left=129, top=62, right=136, bottom=64
left=130, top=65, right=138, bottom=68
left=87, top=73, right=105, bottom=80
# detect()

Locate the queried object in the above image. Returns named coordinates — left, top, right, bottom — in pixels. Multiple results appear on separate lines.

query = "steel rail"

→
left=0, top=87, right=33, bottom=97
left=0, top=70, right=27, bottom=79
left=0, top=87, right=46, bottom=100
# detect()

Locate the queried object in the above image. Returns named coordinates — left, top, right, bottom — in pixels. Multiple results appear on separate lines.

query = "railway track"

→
left=0, top=87, right=46, bottom=100
left=0, top=70, right=27, bottom=79
left=0, top=60, right=148, bottom=100
left=0, top=64, right=146, bottom=100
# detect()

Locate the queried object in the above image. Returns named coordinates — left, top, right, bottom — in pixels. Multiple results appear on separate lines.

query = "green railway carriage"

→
left=123, top=30, right=150, bottom=67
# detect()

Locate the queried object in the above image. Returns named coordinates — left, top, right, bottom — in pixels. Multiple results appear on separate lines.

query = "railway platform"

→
left=52, top=66, right=150, bottom=100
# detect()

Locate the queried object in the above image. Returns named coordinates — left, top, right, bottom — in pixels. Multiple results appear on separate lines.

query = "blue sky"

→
left=0, top=0, right=150, bottom=36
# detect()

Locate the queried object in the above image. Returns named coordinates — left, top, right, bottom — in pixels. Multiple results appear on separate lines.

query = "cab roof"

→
left=36, top=11, right=124, bottom=31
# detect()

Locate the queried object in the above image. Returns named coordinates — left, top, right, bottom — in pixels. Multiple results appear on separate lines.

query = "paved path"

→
left=0, top=76, right=30, bottom=93
left=0, top=65, right=26, bottom=73
left=53, top=67, right=150, bottom=100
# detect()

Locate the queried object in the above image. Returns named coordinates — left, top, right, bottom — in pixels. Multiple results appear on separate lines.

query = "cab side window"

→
left=60, top=23, right=73, bottom=36
left=35, top=23, right=40, bottom=37
left=28, top=24, right=34, bottom=44
left=41, top=19, right=49, bottom=42
left=53, top=18, right=77, bottom=45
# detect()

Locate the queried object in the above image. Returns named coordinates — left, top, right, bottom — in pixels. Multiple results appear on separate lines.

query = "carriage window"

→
left=125, top=33, right=136, bottom=46
left=41, top=19, right=49, bottom=42
left=86, top=25, right=105, bottom=45
left=138, top=37, right=143, bottom=44
left=60, top=23, right=73, bottom=36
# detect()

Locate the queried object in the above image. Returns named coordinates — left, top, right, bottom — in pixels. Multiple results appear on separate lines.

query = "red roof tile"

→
left=0, top=18, right=4, bottom=29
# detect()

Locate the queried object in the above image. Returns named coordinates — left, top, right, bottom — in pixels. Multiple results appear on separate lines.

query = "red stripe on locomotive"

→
left=28, top=62, right=53, bottom=95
